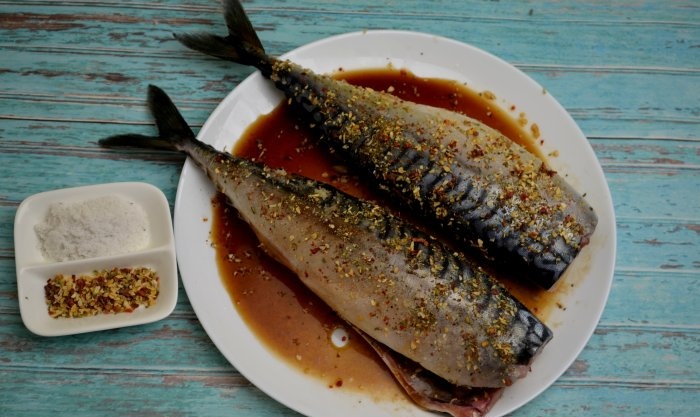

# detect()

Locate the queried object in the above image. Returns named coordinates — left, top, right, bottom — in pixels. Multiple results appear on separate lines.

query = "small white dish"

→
left=14, top=182, right=178, bottom=336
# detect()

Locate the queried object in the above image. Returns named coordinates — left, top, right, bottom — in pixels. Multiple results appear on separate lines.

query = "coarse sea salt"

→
left=34, top=195, right=150, bottom=262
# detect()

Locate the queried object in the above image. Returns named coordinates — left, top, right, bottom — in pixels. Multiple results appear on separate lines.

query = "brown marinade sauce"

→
left=211, top=67, right=565, bottom=395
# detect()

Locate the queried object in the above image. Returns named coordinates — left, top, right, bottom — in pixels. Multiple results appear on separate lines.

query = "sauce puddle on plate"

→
left=211, top=67, right=569, bottom=397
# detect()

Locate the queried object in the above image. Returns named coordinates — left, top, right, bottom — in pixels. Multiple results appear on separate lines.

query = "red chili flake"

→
left=412, top=237, right=429, bottom=247
left=538, top=163, right=557, bottom=177
left=469, top=145, right=485, bottom=158
left=45, top=267, right=159, bottom=318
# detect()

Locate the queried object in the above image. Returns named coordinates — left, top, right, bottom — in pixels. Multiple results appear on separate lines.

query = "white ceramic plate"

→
left=14, top=182, right=178, bottom=336
left=174, top=31, right=616, bottom=416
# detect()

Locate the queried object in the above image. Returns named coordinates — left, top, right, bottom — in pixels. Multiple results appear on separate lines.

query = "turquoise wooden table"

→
left=1, top=1, right=698, bottom=416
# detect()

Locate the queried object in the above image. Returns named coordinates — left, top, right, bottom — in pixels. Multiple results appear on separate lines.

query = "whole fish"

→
left=100, top=85, right=552, bottom=416
left=174, top=0, right=598, bottom=289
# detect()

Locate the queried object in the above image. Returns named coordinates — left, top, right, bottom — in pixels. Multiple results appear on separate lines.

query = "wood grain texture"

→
left=1, top=1, right=698, bottom=416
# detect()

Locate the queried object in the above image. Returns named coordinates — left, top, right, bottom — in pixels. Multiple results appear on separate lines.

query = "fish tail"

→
left=174, top=0, right=268, bottom=70
left=99, top=85, right=195, bottom=151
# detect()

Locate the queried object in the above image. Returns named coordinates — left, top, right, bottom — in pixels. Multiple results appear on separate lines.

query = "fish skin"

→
left=174, top=0, right=598, bottom=289
left=99, top=85, right=552, bottom=390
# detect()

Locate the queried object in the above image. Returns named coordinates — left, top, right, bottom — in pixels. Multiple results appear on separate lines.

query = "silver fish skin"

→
left=100, top=85, right=552, bottom=390
left=175, top=0, right=598, bottom=289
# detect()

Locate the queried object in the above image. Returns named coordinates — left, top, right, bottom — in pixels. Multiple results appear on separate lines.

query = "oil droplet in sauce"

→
left=211, top=67, right=568, bottom=397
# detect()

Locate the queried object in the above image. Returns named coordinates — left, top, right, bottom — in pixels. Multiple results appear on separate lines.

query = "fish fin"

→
left=174, top=0, right=267, bottom=68
left=357, top=329, right=502, bottom=417
left=173, top=33, right=245, bottom=62
left=99, top=85, right=194, bottom=151
left=98, top=133, right=175, bottom=150
left=221, top=0, right=264, bottom=52
left=146, top=84, right=196, bottom=142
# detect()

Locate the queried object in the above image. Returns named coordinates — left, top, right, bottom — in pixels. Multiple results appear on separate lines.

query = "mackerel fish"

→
left=174, top=0, right=598, bottom=289
left=100, top=85, right=552, bottom=416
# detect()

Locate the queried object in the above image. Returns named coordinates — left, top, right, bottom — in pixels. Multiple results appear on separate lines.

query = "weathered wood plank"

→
left=0, top=369, right=300, bottom=417
left=1, top=363, right=697, bottom=417
left=1, top=52, right=697, bottom=145
left=601, top=270, right=700, bottom=328
left=614, top=219, right=699, bottom=271
left=592, top=139, right=700, bottom=167
left=517, top=382, right=698, bottom=416
left=4, top=0, right=700, bottom=21
left=571, top=326, right=700, bottom=382
left=1, top=1, right=698, bottom=69
left=3, top=267, right=698, bottom=330
left=4, top=322, right=695, bottom=387
left=0, top=167, right=700, bottom=271
left=2, top=315, right=697, bottom=417
left=0, top=312, right=229, bottom=370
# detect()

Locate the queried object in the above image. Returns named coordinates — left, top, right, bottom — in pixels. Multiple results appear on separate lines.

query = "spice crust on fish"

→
left=174, top=0, right=598, bottom=289
left=100, top=85, right=553, bottom=417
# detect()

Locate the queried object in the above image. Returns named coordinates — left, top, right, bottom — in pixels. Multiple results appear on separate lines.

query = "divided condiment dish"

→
left=14, top=182, right=178, bottom=336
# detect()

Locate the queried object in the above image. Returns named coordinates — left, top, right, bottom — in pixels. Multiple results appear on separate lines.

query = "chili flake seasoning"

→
left=44, top=267, right=159, bottom=318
